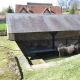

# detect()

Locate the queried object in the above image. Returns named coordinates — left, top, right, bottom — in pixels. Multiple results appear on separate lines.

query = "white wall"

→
left=8, top=33, right=15, bottom=40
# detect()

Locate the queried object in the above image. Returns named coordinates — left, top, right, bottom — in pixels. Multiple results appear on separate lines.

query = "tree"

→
left=58, top=0, right=80, bottom=13
left=58, top=0, right=70, bottom=13
left=1, top=7, right=8, bottom=13
left=58, top=0, right=69, bottom=8
left=7, top=6, right=14, bottom=13
left=58, top=0, right=65, bottom=8
left=68, top=0, right=80, bottom=7
left=70, top=2, right=77, bottom=14
left=1, top=6, right=14, bottom=13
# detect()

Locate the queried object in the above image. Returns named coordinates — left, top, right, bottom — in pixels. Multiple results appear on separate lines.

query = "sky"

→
left=0, top=0, right=58, bottom=12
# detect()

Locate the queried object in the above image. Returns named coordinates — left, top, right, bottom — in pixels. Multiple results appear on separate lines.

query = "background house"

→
left=0, top=14, right=6, bottom=23
left=15, top=2, right=62, bottom=14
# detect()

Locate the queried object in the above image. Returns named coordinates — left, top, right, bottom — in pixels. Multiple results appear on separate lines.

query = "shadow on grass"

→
left=15, top=41, right=78, bottom=64
left=35, top=51, right=77, bottom=62
left=15, top=57, right=23, bottom=80
left=16, top=41, right=33, bottom=65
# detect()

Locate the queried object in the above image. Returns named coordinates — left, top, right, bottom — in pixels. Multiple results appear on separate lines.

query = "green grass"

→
left=31, top=59, right=43, bottom=65
left=24, top=54, right=80, bottom=80
left=44, top=57, right=66, bottom=62
left=1, top=36, right=80, bottom=80
left=0, top=52, right=20, bottom=80
left=0, top=23, right=6, bottom=29
left=0, top=36, right=20, bottom=80
left=44, top=55, right=71, bottom=62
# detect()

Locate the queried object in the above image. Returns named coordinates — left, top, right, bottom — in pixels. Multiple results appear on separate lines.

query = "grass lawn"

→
left=0, top=36, right=20, bottom=80
left=0, top=52, right=20, bottom=80
left=1, top=36, right=80, bottom=80
left=44, top=56, right=66, bottom=62
left=43, top=55, right=72, bottom=62
left=24, top=54, right=80, bottom=80
left=0, top=23, right=6, bottom=30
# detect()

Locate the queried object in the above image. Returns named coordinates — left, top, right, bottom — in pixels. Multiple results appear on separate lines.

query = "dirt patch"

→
left=7, top=52, right=21, bottom=78
left=31, top=59, right=46, bottom=65
left=0, top=68, right=4, bottom=74
left=0, top=30, right=7, bottom=36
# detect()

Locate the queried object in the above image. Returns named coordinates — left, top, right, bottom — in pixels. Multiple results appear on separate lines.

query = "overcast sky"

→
left=0, top=0, right=58, bottom=11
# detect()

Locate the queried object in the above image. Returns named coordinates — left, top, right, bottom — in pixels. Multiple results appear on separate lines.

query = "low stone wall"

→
left=0, top=30, right=7, bottom=36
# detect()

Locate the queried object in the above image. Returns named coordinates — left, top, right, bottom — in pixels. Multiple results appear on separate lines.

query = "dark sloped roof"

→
left=6, top=13, right=80, bottom=33
left=27, top=2, right=52, bottom=6
left=15, top=4, right=62, bottom=14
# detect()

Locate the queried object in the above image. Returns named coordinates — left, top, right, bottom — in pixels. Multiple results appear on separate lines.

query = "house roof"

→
left=6, top=13, right=80, bottom=33
left=27, top=2, right=52, bottom=6
left=15, top=5, right=29, bottom=13
left=15, top=4, right=61, bottom=14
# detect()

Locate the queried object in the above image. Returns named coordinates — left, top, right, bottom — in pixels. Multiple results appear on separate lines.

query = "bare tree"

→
left=58, top=0, right=80, bottom=8
left=70, top=2, right=78, bottom=14
left=58, top=0, right=65, bottom=7
left=68, top=0, right=80, bottom=8
left=58, top=0, right=69, bottom=8
left=58, top=0, right=70, bottom=12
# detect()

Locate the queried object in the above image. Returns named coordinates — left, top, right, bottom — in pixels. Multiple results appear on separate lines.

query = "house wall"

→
left=15, top=32, right=52, bottom=49
left=55, top=31, right=80, bottom=39
left=55, top=31, right=80, bottom=47
left=9, top=31, right=80, bottom=50
left=8, top=33, right=15, bottom=40
left=14, top=31, right=80, bottom=41
left=15, top=32, right=52, bottom=40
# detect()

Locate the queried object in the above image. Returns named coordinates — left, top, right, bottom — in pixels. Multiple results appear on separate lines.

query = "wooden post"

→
left=66, top=39, right=68, bottom=45
left=52, top=35, right=55, bottom=49
left=78, top=36, right=80, bottom=43
left=50, top=32, right=58, bottom=49
left=58, top=47, right=61, bottom=57
left=47, top=40, right=49, bottom=46
left=31, top=42, right=33, bottom=48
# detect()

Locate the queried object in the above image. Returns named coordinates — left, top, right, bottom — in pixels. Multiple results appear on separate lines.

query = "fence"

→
left=0, top=18, right=6, bottom=23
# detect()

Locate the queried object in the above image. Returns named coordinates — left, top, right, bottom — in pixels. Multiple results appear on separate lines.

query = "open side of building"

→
left=6, top=14, right=80, bottom=54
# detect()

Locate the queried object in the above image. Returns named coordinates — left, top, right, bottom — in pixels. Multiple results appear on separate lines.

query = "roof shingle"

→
left=6, top=14, right=80, bottom=33
left=15, top=3, right=62, bottom=14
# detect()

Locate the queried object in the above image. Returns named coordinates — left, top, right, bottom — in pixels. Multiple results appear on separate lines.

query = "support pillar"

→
left=78, top=36, right=80, bottom=43
left=66, top=39, right=68, bottom=45
left=8, top=33, right=15, bottom=40
left=50, top=32, right=58, bottom=49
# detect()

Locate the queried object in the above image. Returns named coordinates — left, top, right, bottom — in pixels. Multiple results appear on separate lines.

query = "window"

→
left=20, top=8, right=28, bottom=13
left=44, top=9, right=50, bottom=14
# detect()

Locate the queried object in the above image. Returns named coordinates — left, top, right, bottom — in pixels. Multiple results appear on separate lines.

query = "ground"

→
left=0, top=36, right=20, bottom=80
left=0, top=36, right=80, bottom=80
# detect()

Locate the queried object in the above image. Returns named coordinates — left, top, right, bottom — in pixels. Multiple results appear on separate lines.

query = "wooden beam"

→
left=47, top=41, right=49, bottom=46
left=49, top=32, right=58, bottom=49
left=31, top=49, right=56, bottom=53
left=52, top=36, right=55, bottom=49
left=78, top=36, right=80, bottom=43
left=49, top=32, right=58, bottom=36
left=66, top=39, right=68, bottom=45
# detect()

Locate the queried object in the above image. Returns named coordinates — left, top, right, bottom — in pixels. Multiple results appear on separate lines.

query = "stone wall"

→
left=0, top=30, right=7, bottom=36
